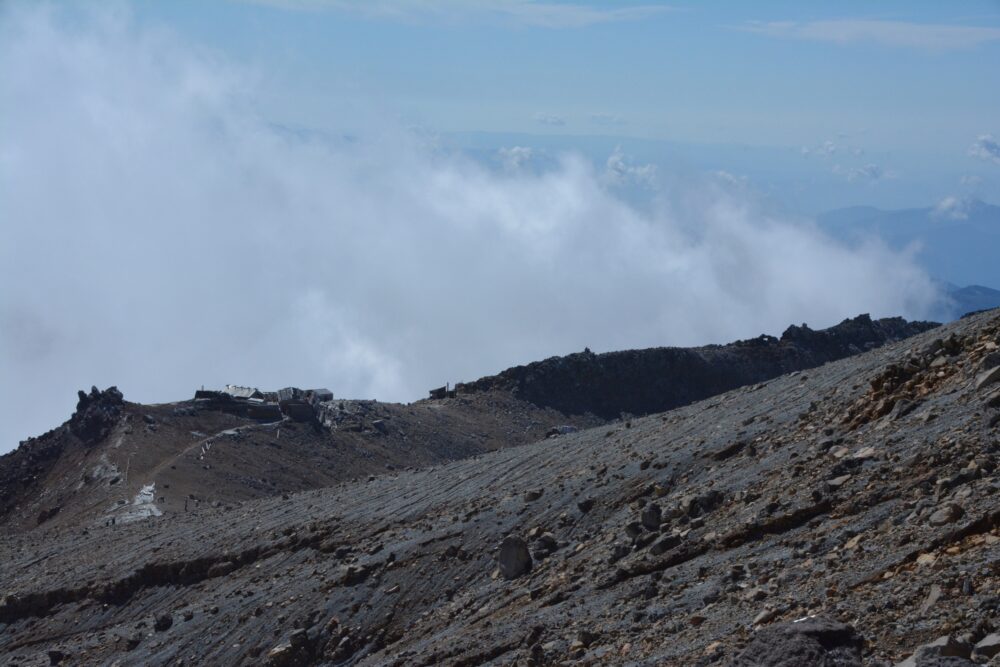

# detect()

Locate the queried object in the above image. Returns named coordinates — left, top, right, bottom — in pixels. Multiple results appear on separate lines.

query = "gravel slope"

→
left=1, top=311, right=998, bottom=666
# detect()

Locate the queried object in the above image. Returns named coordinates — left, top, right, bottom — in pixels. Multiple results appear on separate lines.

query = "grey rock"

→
left=974, top=634, right=1000, bottom=661
left=753, top=608, right=779, bottom=626
left=981, top=351, right=1000, bottom=371
left=976, top=366, right=1000, bottom=391
left=289, top=628, right=308, bottom=648
left=535, top=532, right=558, bottom=552
left=640, top=503, right=662, bottom=531
left=625, top=521, right=644, bottom=539
left=928, top=503, right=964, bottom=526
left=650, top=534, right=681, bottom=556
left=206, top=561, right=237, bottom=578
left=729, top=617, right=863, bottom=667
left=498, top=536, right=532, bottom=580
left=895, top=635, right=973, bottom=667
left=524, top=489, right=544, bottom=502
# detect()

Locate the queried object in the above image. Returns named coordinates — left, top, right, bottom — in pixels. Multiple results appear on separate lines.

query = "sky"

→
left=123, top=0, right=1000, bottom=210
left=1, top=1, right=998, bottom=451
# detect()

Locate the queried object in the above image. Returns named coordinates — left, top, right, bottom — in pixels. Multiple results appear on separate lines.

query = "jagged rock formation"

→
left=0, top=386, right=126, bottom=524
left=456, top=315, right=937, bottom=418
left=2, top=311, right=998, bottom=666
left=69, top=386, right=125, bottom=444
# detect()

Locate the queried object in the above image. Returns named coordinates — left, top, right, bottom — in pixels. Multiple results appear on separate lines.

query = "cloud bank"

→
left=0, top=5, right=942, bottom=451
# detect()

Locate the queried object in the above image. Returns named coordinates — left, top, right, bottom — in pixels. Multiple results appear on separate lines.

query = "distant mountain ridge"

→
left=817, top=198, right=1000, bottom=290
left=946, top=284, right=1000, bottom=319
left=818, top=199, right=1000, bottom=320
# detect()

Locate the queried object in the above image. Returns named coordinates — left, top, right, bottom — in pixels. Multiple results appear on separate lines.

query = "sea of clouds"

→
left=0, top=4, right=942, bottom=451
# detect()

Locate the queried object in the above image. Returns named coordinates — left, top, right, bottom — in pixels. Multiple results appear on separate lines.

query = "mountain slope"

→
left=0, top=315, right=934, bottom=536
left=0, top=389, right=599, bottom=535
left=1, top=310, right=998, bottom=665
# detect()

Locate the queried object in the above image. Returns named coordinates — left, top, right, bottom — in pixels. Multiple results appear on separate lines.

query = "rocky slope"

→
left=455, top=314, right=936, bottom=419
left=1, top=314, right=930, bottom=537
left=0, top=389, right=600, bottom=535
left=2, top=311, right=998, bottom=666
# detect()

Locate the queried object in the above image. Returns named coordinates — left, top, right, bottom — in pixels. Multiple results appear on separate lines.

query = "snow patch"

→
left=90, top=453, right=121, bottom=484
left=116, top=483, right=163, bottom=524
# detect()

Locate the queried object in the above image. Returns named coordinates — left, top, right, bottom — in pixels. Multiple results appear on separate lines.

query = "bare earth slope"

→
left=0, top=391, right=599, bottom=535
left=0, top=315, right=930, bottom=537
left=1, top=310, right=998, bottom=665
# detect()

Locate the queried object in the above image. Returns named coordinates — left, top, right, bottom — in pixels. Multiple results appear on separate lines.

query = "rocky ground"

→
left=456, top=314, right=936, bottom=419
left=1, top=311, right=998, bottom=666
left=1, top=314, right=927, bottom=537
left=0, top=389, right=600, bottom=534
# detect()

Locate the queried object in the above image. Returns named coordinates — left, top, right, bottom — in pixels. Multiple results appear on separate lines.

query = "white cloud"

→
left=742, top=19, right=1000, bottom=51
left=534, top=112, right=566, bottom=126
left=245, top=0, right=674, bottom=28
left=498, top=145, right=533, bottom=170
left=833, top=162, right=895, bottom=183
left=932, top=196, right=970, bottom=220
left=0, top=5, right=942, bottom=452
left=602, top=147, right=657, bottom=187
left=969, top=134, right=1000, bottom=164
left=960, top=174, right=983, bottom=187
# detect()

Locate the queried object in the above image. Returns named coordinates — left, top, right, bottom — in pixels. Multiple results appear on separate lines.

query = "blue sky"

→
left=120, top=0, right=1000, bottom=211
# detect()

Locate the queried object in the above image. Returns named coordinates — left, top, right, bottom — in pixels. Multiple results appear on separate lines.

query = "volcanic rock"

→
left=498, top=535, right=532, bottom=579
left=70, top=385, right=124, bottom=445
left=729, top=617, right=863, bottom=667
left=973, top=634, right=1000, bottom=661
left=640, top=502, right=662, bottom=530
left=928, top=503, right=964, bottom=526
left=4, top=310, right=1000, bottom=667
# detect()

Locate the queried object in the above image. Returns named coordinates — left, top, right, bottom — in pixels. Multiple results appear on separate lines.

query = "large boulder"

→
left=729, top=617, right=863, bottom=667
left=895, top=635, right=975, bottom=667
left=498, top=536, right=532, bottom=580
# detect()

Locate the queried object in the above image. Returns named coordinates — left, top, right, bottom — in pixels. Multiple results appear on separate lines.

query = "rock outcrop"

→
left=730, top=617, right=864, bottom=667
left=69, top=385, right=124, bottom=445
left=456, top=314, right=937, bottom=418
